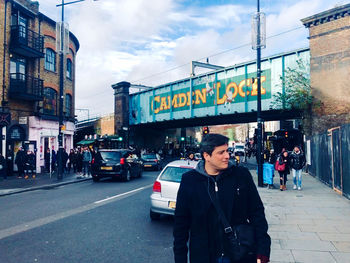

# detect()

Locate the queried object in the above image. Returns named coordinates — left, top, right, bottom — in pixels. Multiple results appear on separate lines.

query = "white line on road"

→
left=0, top=184, right=153, bottom=241
left=94, top=185, right=150, bottom=204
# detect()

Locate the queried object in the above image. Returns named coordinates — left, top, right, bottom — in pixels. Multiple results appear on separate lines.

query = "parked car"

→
left=91, top=149, right=143, bottom=182
left=141, top=153, right=162, bottom=171
left=234, top=143, right=245, bottom=156
left=150, top=159, right=198, bottom=220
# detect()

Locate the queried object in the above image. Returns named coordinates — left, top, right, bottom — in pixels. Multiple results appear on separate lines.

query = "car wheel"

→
left=124, top=169, right=131, bottom=182
left=150, top=210, right=160, bottom=220
left=92, top=176, right=100, bottom=182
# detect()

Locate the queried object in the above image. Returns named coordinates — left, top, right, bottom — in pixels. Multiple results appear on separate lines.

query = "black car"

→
left=91, top=149, right=143, bottom=182
left=141, top=153, right=162, bottom=171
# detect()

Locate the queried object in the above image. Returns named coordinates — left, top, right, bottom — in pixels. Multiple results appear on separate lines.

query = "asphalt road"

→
left=0, top=170, right=175, bottom=263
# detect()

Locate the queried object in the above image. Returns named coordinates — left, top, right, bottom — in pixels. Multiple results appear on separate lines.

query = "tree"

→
left=271, top=59, right=312, bottom=110
left=271, top=58, right=320, bottom=135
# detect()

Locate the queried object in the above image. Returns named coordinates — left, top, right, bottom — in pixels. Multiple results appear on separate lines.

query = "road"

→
left=0, top=170, right=175, bottom=263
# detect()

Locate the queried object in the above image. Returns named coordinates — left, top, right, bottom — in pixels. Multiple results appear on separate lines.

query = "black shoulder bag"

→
left=210, top=184, right=255, bottom=262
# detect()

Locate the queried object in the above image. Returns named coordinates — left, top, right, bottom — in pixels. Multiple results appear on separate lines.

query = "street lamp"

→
left=56, top=0, right=98, bottom=180
left=251, top=0, right=266, bottom=187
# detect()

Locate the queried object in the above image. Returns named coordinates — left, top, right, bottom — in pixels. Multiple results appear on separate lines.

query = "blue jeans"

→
left=292, top=168, right=302, bottom=187
left=83, top=161, right=90, bottom=175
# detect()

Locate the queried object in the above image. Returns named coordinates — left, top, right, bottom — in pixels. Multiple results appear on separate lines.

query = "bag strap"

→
left=209, top=181, right=235, bottom=236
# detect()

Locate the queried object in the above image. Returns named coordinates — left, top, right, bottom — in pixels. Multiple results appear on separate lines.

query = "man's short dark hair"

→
left=200, top=133, right=229, bottom=158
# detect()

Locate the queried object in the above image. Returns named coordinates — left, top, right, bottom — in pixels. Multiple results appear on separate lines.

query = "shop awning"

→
left=76, top=139, right=95, bottom=145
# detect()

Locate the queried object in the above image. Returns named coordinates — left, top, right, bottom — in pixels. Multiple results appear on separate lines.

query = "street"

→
left=0, top=170, right=175, bottom=263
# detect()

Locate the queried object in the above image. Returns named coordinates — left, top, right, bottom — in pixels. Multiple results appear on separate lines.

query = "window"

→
left=66, top=59, right=72, bottom=79
left=65, top=94, right=72, bottom=117
left=45, top=48, right=56, bottom=72
left=43, top=88, right=57, bottom=115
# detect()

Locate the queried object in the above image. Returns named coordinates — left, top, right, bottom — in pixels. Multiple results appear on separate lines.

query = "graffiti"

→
left=150, top=70, right=270, bottom=114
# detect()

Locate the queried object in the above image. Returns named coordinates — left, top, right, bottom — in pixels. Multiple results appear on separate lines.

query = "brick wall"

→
left=303, top=7, right=350, bottom=134
left=0, top=0, right=79, bottom=122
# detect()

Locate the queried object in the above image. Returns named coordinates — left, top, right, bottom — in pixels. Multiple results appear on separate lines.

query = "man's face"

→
left=204, top=144, right=230, bottom=172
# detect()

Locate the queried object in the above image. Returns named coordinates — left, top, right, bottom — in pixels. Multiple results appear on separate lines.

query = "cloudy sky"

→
left=38, top=0, right=346, bottom=120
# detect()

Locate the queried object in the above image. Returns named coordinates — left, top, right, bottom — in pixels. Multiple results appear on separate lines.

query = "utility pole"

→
left=56, top=0, right=97, bottom=180
left=252, top=0, right=266, bottom=187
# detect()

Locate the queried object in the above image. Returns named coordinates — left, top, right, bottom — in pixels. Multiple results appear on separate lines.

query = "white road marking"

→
left=94, top=185, right=151, bottom=204
left=0, top=184, right=153, bottom=240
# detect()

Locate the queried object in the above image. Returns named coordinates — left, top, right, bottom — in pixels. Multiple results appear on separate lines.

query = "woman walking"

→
left=290, top=146, right=306, bottom=190
left=277, top=150, right=290, bottom=191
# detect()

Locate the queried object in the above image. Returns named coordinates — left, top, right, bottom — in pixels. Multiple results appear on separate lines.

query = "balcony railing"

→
left=10, top=25, right=44, bottom=58
left=9, top=73, right=43, bottom=101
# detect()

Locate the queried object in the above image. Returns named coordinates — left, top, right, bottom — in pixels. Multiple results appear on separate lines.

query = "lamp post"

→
left=56, top=0, right=97, bottom=180
left=251, top=0, right=266, bottom=187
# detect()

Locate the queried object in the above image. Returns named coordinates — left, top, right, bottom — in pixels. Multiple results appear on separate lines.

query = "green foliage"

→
left=271, top=59, right=313, bottom=111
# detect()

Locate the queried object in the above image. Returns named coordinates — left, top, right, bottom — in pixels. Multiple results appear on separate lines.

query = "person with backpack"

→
left=290, top=146, right=306, bottom=190
left=276, top=150, right=290, bottom=191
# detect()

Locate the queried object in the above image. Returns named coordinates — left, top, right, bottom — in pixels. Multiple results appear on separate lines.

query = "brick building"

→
left=0, top=0, right=79, bottom=173
left=302, top=4, right=350, bottom=198
left=302, top=3, right=350, bottom=134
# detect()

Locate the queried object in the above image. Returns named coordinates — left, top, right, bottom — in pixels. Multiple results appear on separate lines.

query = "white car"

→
left=150, top=159, right=198, bottom=220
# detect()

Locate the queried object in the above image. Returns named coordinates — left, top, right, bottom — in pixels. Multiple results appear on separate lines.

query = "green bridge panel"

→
left=129, top=48, right=310, bottom=125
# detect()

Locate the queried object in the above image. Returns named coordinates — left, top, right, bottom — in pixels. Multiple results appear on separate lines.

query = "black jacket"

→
left=289, top=151, right=306, bottom=170
left=173, top=161, right=271, bottom=263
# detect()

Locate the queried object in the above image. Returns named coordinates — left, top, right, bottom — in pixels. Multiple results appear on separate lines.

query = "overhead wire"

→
left=77, top=25, right=305, bottom=108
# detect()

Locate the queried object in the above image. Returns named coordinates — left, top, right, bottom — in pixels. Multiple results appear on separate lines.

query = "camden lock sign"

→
left=150, top=69, right=271, bottom=114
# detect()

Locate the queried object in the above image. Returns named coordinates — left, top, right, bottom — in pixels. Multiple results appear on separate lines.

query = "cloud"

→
left=37, top=0, right=346, bottom=118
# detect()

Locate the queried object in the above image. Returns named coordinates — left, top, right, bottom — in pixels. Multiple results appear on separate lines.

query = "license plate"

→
left=144, top=164, right=152, bottom=167
left=101, top=166, right=113, bottom=170
left=168, top=201, right=176, bottom=209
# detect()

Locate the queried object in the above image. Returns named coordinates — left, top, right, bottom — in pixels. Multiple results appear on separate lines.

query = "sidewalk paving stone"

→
left=250, top=168, right=350, bottom=263
left=331, top=252, right=350, bottom=262
left=291, top=250, right=337, bottom=263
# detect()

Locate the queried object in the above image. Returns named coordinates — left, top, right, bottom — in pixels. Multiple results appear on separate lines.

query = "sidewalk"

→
left=251, top=170, right=350, bottom=263
left=0, top=172, right=91, bottom=196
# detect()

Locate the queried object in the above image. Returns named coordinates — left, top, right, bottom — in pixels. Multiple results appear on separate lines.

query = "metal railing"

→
left=10, top=25, right=44, bottom=56
left=9, top=73, right=43, bottom=100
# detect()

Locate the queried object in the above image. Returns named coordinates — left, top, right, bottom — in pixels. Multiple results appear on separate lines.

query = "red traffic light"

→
left=203, top=126, right=209, bottom=134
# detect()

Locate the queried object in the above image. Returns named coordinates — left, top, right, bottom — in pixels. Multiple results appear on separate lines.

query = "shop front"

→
left=28, top=116, right=75, bottom=173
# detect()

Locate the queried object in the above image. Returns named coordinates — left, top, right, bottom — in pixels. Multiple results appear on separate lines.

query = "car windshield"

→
left=142, top=154, right=157, bottom=159
left=99, top=151, right=122, bottom=161
left=159, top=166, right=193, bottom=183
left=235, top=146, right=244, bottom=149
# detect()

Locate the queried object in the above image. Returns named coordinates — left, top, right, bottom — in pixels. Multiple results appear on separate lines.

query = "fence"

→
left=306, top=123, right=350, bottom=199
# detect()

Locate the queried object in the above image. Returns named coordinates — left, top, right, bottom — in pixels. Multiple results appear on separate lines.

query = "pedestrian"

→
left=15, top=146, right=25, bottom=178
left=173, top=133, right=271, bottom=263
left=0, top=153, right=6, bottom=179
left=51, top=148, right=57, bottom=173
left=187, top=152, right=195, bottom=161
left=266, top=149, right=277, bottom=189
left=77, top=148, right=83, bottom=173
left=67, top=149, right=75, bottom=173
left=276, top=150, right=290, bottom=191
left=44, top=148, right=51, bottom=173
left=82, top=147, right=92, bottom=177
left=290, top=146, right=306, bottom=190
left=62, top=149, right=69, bottom=173
left=24, top=150, right=36, bottom=179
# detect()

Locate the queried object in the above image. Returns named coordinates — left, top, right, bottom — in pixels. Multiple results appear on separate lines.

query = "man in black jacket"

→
left=174, top=133, right=271, bottom=263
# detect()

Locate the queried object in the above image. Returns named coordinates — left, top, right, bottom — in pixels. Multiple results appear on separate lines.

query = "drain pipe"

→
left=2, top=0, right=8, bottom=106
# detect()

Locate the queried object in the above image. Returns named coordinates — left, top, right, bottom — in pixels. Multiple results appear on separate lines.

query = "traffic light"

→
left=180, top=137, right=185, bottom=142
left=284, top=131, right=288, bottom=138
left=118, top=136, right=123, bottom=141
left=203, top=126, right=209, bottom=135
